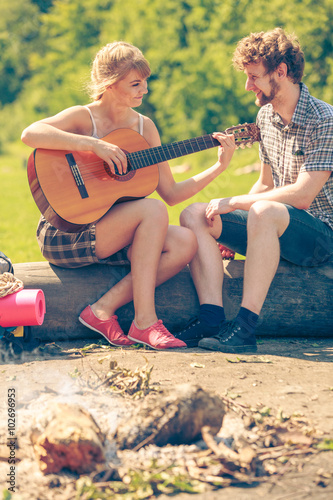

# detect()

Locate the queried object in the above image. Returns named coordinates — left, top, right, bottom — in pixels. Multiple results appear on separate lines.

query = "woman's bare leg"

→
left=90, top=199, right=197, bottom=328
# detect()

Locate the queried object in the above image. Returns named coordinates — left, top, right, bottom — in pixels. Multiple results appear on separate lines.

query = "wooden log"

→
left=114, top=383, right=225, bottom=450
left=31, top=403, right=106, bottom=474
left=222, top=258, right=333, bottom=337
left=13, top=261, right=199, bottom=342
left=13, top=259, right=333, bottom=341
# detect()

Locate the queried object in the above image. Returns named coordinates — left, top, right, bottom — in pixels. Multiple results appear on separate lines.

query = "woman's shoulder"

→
left=140, top=114, right=161, bottom=146
left=54, top=105, right=90, bottom=118
left=46, top=105, right=93, bottom=135
left=46, top=105, right=91, bottom=125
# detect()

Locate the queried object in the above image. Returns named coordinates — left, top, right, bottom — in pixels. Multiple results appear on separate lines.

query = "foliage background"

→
left=0, top=0, right=332, bottom=262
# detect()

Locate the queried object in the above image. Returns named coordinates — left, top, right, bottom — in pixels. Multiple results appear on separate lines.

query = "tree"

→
left=0, top=0, right=40, bottom=106
left=0, top=0, right=332, bottom=147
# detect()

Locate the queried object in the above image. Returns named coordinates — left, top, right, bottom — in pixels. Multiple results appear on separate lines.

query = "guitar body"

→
left=27, top=129, right=160, bottom=233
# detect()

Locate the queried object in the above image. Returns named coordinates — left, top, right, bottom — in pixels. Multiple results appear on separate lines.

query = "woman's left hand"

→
left=212, top=132, right=236, bottom=171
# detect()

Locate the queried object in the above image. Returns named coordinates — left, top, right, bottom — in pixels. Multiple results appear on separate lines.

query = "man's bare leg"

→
left=199, top=201, right=289, bottom=353
left=175, top=203, right=226, bottom=346
left=241, top=201, right=290, bottom=313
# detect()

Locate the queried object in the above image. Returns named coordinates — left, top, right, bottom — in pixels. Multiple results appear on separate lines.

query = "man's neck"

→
left=272, top=83, right=301, bottom=126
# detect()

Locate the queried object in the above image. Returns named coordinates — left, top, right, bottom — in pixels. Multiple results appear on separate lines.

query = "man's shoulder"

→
left=308, top=95, right=333, bottom=121
left=300, top=84, right=333, bottom=122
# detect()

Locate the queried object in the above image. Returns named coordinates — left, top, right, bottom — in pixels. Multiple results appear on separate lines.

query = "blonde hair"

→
left=87, top=42, right=151, bottom=100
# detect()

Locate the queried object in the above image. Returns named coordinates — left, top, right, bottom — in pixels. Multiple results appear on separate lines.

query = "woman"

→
left=21, top=42, right=236, bottom=350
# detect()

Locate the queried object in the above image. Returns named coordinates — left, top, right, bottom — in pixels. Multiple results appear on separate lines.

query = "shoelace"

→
left=217, top=321, right=251, bottom=342
left=180, top=317, right=200, bottom=332
left=153, top=320, right=175, bottom=339
left=216, top=320, right=238, bottom=340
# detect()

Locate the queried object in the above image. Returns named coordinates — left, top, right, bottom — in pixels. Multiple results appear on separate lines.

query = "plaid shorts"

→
left=36, top=217, right=130, bottom=269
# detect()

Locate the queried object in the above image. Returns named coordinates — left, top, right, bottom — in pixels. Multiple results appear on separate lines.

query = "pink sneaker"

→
left=128, top=319, right=186, bottom=350
left=79, top=305, right=135, bottom=347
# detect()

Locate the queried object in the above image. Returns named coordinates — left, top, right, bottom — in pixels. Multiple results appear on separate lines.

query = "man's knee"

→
left=248, top=201, right=289, bottom=236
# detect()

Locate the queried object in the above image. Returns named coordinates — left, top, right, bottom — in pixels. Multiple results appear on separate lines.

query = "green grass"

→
left=0, top=141, right=259, bottom=264
left=0, top=142, right=42, bottom=263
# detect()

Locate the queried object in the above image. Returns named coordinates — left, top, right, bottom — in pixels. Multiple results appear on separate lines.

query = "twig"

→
left=94, top=372, right=119, bottom=389
left=258, top=447, right=317, bottom=461
left=201, top=426, right=240, bottom=461
left=131, top=430, right=160, bottom=452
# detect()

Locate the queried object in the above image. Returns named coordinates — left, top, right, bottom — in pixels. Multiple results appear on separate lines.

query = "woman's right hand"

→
left=93, top=140, right=128, bottom=175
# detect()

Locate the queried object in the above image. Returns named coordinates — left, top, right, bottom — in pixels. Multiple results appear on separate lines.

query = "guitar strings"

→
left=66, top=127, right=257, bottom=179
left=73, top=136, right=219, bottom=178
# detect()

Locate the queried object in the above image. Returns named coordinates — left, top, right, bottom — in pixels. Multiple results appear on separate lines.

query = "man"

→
left=176, top=28, right=333, bottom=353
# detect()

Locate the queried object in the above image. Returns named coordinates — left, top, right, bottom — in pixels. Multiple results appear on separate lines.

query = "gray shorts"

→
left=36, top=217, right=130, bottom=269
left=218, top=206, right=333, bottom=267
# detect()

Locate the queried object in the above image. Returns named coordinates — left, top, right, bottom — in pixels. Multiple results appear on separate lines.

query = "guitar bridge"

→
left=65, top=154, right=89, bottom=199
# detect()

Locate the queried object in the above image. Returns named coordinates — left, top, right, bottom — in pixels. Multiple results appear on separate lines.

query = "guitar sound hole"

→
left=103, top=162, right=135, bottom=181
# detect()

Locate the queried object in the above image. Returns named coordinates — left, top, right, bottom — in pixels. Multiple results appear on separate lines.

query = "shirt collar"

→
left=290, top=83, right=309, bottom=126
left=269, top=82, right=309, bottom=127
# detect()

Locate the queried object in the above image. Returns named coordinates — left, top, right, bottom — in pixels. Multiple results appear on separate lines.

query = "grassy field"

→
left=0, top=141, right=259, bottom=264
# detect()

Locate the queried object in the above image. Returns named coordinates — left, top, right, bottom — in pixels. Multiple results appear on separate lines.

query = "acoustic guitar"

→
left=27, top=123, right=260, bottom=233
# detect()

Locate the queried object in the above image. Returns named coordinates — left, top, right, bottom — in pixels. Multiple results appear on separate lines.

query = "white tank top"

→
left=85, top=106, right=144, bottom=138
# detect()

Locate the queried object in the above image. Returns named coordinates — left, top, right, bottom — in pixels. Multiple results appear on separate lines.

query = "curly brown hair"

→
left=233, top=28, right=305, bottom=84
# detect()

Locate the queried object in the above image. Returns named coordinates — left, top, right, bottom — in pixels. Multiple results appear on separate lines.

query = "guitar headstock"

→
left=225, top=123, right=261, bottom=149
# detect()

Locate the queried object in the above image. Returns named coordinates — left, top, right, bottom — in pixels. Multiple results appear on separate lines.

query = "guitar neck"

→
left=127, top=133, right=220, bottom=170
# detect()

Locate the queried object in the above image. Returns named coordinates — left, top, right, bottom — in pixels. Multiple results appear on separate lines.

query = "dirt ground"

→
left=1, top=336, right=333, bottom=500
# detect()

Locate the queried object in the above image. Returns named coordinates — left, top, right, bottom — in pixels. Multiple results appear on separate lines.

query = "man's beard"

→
left=255, top=77, right=280, bottom=107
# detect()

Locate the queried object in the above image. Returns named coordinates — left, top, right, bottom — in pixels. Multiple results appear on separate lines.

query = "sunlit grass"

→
left=0, top=141, right=259, bottom=264
left=0, top=142, right=42, bottom=263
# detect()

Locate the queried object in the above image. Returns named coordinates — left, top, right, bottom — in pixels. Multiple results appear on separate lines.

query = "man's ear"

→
left=276, top=62, right=288, bottom=80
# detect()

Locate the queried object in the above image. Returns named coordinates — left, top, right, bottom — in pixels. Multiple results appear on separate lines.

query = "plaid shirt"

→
left=258, top=83, right=333, bottom=230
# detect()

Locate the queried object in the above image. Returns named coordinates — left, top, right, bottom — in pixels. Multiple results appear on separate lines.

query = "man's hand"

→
left=205, top=197, right=234, bottom=226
